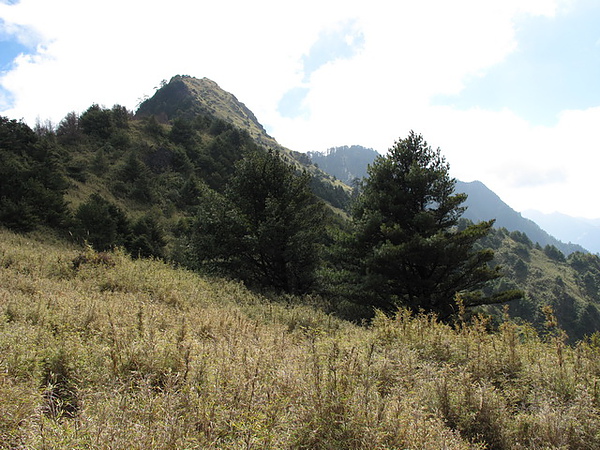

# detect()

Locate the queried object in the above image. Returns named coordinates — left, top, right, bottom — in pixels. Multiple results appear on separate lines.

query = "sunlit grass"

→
left=2, top=227, right=600, bottom=449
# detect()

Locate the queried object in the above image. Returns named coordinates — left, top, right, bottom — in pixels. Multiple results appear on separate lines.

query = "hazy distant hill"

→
left=457, top=181, right=587, bottom=255
left=307, top=145, right=379, bottom=185
left=523, top=210, right=600, bottom=255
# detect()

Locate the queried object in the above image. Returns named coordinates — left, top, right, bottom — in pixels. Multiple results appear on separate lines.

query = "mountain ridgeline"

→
left=136, top=76, right=351, bottom=210
left=307, top=145, right=380, bottom=185
left=2, top=74, right=600, bottom=340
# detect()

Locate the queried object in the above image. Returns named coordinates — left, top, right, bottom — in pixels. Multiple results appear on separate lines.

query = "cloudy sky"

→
left=1, top=0, right=600, bottom=218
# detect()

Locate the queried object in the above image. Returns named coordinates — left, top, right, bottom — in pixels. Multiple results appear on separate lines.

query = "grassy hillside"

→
left=2, top=227, right=600, bottom=449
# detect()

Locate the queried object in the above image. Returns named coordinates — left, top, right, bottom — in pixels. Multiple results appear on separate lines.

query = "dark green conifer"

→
left=338, top=131, right=519, bottom=318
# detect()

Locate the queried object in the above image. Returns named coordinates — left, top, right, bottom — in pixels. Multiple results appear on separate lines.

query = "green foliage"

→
left=111, top=104, right=130, bottom=129
left=129, top=214, right=167, bottom=259
left=188, top=150, right=325, bottom=294
left=309, top=176, right=350, bottom=210
left=113, top=151, right=156, bottom=203
left=178, top=174, right=203, bottom=209
left=200, top=126, right=258, bottom=190
left=480, top=229, right=600, bottom=341
left=79, top=104, right=114, bottom=139
left=168, top=117, right=196, bottom=148
left=74, top=193, right=130, bottom=251
left=73, top=194, right=166, bottom=259
left=509, top=230, right=533, bottom=247
left=142, top=115, right=165, bottom=137
left=335, top=131, right=517, bottom=317
left=56, top=111, right=83, bottom=146
left=79, top=104, right=131, bottom=142
left=0, top=116, right=70, bottom=231
left=544, top=244, right=566, bottom=262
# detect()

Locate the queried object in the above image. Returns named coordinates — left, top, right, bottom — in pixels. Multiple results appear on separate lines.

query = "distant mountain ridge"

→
left=522, top=210, right=600, bottom=255
left=307, top=145, right=379, bottom=185
left=457, top=180, right=587, bottom=255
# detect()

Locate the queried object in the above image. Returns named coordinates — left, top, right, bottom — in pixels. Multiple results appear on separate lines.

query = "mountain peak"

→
left=134, top=75, right=352, bottom=207
left=136, top=75, right=279, bottom=150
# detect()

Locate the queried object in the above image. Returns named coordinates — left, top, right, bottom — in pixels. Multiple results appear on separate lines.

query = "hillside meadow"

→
left=2, top=228, right=600, bottom=449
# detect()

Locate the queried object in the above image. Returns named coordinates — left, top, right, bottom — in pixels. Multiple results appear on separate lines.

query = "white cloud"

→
left=2, top=0, right=599, bottom=218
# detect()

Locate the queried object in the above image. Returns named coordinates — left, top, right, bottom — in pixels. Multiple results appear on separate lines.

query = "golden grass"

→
left=2, top=227, right=600, bottom=449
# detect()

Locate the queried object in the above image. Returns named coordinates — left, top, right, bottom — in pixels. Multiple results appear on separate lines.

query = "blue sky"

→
left=0, top=35, right=27, bottom=70
left=278, top=20, right=364, bottom=118
left=434, top=1, right=600, bottom=126
left=0, top=14, right=30, bottom=108
left=1, top=0, right=600, bottom=218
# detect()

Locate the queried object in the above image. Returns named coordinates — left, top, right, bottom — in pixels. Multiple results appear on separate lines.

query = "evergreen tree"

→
left=338, top=131, right=519, bottom=318
left=169, top=117, right=196, bottom=149
left=79, top=104, right=113, bottom=139
left=74, top=193, right=130, bottom=251
left=190, top=150, right=325, bottom=294
left=0, top=117, right=69, bottom=231
left=129, top=214, right=166, bottom=259
left=57, top=112, right=83, bottom=146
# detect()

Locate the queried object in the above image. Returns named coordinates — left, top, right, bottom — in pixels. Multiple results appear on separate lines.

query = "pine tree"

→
left=339, top=131, right=519, bottom=318
left=0, top=117, right=69, bottom=231
left=190, top=150, right=325, bottom=294
left=74, top=193, right=130, bottom=251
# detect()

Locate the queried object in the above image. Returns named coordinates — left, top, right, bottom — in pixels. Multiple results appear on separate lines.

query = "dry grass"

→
left=2, top=228, right=600, bottom=449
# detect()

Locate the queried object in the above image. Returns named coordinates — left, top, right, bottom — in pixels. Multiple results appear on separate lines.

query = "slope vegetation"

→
left=2, top=227, right=600, bottom=449
left=480, top=226, right=600, bottom=341
left=136, top=75, right=351, bottom=207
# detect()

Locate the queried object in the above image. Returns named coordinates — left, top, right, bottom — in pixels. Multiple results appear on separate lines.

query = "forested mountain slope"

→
left=477, top=225, right=600, bottom=341
left=0, top=76, right=352, bottom=258
left=136, top=75, right=351, bottom=208
left=2, top=75, right=600, bottom=340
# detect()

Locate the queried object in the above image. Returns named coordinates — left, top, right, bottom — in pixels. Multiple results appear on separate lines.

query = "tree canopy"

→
left=0, top=117, right=69, bottom=231
left=189, top=150, right=325, bottom=294
left=336, top=131, right=520, bottom=318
